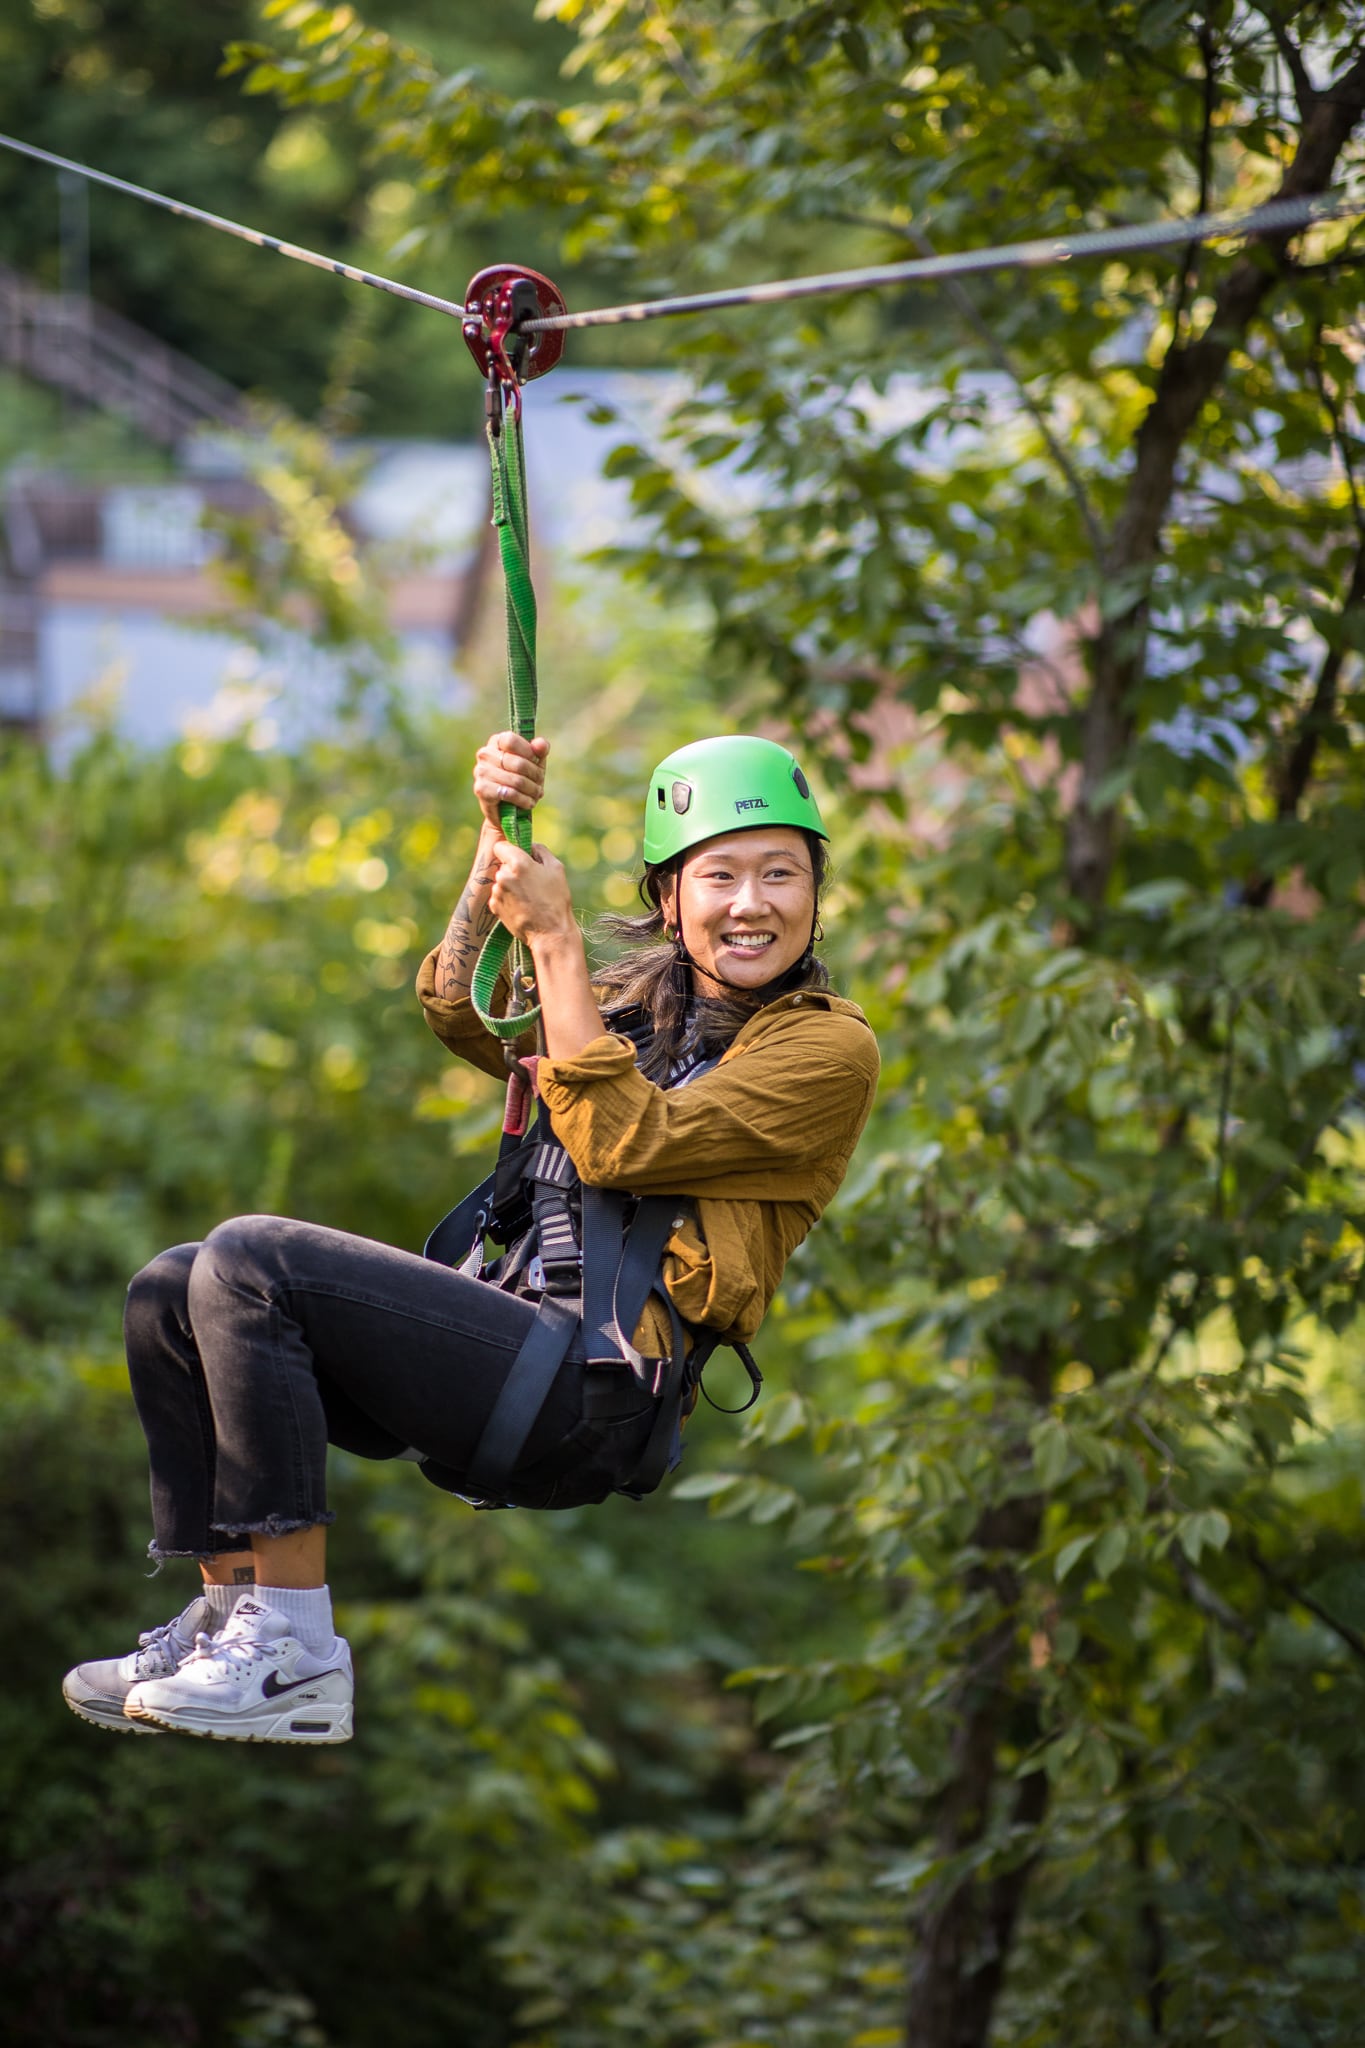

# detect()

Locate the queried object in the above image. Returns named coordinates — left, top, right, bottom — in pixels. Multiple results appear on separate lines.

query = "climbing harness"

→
left=422, top=1023, right=761, bottom=1508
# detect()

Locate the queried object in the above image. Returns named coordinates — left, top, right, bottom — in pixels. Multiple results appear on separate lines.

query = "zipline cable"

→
left=522, top=191, right=1364, bottom=332
left=0, top=130, right=1359, bottom=339
left=0, top=131, right=468, bottom=322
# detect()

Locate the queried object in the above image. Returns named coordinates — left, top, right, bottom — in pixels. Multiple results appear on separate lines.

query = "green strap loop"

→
left=472, top=390, right=544, bottom=1041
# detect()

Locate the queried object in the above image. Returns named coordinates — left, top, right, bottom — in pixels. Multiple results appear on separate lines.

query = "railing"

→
left=0, top=264, right=245, bottom=446
left=0, top=577, right=41, bottom=728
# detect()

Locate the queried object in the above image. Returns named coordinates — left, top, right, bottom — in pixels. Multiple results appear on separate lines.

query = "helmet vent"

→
left=655, top=785, right=666, bottom=809
left=792, top=764, right=811, bottom=799
left=671, top=781, right=692, bottom=815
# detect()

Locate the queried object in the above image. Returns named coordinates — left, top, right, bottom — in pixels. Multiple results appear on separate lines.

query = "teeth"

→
left=725, top=934, right=773, bottom=949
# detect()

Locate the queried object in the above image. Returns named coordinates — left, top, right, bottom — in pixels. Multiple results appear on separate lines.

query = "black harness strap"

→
left=579, top=1185, right=679, bottom=1372
left=619, top=1299, right=698, bottom=1496
left=423, top=1173, right=496, bottom=1271
left=464, top=1295, right=580, bottom=1498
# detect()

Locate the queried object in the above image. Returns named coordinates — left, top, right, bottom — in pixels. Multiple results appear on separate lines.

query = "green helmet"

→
left=642, top=735, right=828, bottom=867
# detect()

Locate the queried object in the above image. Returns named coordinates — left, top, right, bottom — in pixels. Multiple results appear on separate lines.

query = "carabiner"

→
left=501, top=960, right=539, bottom=1085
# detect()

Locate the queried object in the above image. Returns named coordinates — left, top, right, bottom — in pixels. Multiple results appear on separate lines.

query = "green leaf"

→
left=670, top=1471, right=744, bottom=1502
left=1119, top=878, right=1192, bottom=913
left=1032, top=1418, right=1070, bottom=1491
left=971, top=24, right=1010, bottom=85
left=1056, top=1533, right=1095, bottom=1583
left=1093, top=1523, right=1129, bottom=1580
left=755, top=1389, right=807, bottom=1444
left=1178, top=1509, right=1231, bottom=1565
left=839, top=25, right=870, bottom=73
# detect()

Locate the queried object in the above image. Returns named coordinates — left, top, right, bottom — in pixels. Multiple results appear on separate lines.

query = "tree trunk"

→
left=905, top=1347, right=1051, bottom=2048
left=1243, top=529, right=1365, bottom=906
left=1064, top=47, right=1365, bottom=916
left=905, top=46, right=1365, bottom=2048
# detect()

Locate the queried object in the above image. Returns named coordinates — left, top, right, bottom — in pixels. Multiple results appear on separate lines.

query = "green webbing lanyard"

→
left=471, top=379, right=543, bottom=1042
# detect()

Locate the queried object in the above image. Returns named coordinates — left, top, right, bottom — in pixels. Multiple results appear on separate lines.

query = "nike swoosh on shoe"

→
left=261, top=1667, right=343, bottom=1699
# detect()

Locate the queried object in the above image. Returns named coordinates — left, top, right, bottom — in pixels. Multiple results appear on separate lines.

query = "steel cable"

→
left=1, top=131, right=1358, bottom=339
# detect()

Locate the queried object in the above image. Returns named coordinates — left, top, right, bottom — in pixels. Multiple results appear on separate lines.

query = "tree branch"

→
left=1237, top=1069, right=1361, bottom=1223
left=1230, top=311, right=1365, bottom=899
left=1213, top=996, right=1238, bottom=1220
left=907, top=1341, right=1052, bottom=2047
left=1274, top=530, right=1365, bottom=813
left=1243, top=1537, right=1365, bottom=1666
left=1124, top=1759, right=1169, bottom=2037
left=1172, top=1546, right=1257, bottom=1641
left=1252, top=3, right=1318, bottom=120
left=1063, top=44, right=1365, bottom=916
left=1171, top=17, right=1220, bottom=349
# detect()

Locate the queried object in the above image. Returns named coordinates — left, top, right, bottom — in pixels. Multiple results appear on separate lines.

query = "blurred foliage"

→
left=5, top=3, right=1365, bottom=2046
left=0, top=597, right=870, bottom=2046
left=0, top=366, right=175, bottom=478
left=226, top=3, right=1365, bottom=2044
left=0, top=0, right=677, bottom=433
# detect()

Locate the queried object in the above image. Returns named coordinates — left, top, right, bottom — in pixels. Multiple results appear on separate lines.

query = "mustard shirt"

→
left=416, top=952, right=880, bottom=1356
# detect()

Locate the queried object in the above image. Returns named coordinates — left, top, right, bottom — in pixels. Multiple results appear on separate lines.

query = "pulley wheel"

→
left=462, top=264, right=567, bottom=382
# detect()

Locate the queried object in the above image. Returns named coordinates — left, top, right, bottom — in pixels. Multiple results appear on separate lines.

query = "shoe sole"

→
left=125, top=1701, right=353, bottom=1744
left=63, top=1691, right=163, bottom=1736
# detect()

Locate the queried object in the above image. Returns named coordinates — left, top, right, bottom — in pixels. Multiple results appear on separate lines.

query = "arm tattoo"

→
left=232, top=1565, right=255, bottom=1585
left=435, top=856, right=498, bottom=1000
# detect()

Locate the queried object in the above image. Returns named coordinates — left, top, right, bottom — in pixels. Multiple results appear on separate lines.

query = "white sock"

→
left=250, top=1582, right=336, bottom=1654
left=198, top=1581, right=244, bottom=1631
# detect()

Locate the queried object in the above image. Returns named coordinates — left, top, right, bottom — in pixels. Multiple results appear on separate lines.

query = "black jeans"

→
left=125, top=1214, right=660, bottom=1558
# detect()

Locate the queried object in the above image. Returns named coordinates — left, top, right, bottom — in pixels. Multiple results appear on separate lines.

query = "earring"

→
left=813, top=916, right=825, bottom=942
left=663, top=923, right=677, bottom=942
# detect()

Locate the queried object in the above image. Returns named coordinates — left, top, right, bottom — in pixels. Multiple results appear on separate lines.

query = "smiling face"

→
left=659, top=826, right=817, bottom=996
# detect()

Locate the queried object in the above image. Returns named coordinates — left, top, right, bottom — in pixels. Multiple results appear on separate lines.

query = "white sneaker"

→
left=124, top=1596, right=353, bottom=1744
left=62, top=1595, right=215, bottom=1735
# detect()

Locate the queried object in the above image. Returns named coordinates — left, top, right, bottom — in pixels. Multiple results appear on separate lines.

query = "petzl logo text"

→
left=734, top=796, right=770, bottom=814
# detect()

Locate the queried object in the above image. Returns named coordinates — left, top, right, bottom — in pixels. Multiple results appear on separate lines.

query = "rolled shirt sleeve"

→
left=535, top=1005, right=880, bottom=1208
left=416, top=956, right=880, bottom=1345
left=416, top=946, right=533, bottom=1081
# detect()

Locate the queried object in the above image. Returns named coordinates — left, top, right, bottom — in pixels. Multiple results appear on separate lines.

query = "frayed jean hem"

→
left=146, top=1539, right=231, bottom=1570
left=211, top=1510, right=337, bottom=1538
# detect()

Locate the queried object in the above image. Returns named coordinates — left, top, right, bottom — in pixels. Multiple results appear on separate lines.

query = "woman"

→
left=61, top=731, right=879, bottom=1745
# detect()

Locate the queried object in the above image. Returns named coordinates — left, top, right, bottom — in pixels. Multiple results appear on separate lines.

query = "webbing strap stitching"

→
left=529, top=1144, right=575, bottom=1188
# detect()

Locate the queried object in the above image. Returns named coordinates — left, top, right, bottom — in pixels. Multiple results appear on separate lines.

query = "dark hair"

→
left=592, top=830, right=831, bottom=1084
